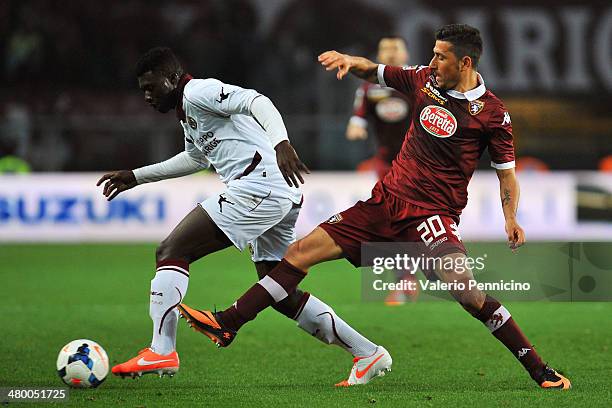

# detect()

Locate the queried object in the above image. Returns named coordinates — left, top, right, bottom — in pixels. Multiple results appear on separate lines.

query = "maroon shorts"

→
left=319, top=181, right=466, bottom=267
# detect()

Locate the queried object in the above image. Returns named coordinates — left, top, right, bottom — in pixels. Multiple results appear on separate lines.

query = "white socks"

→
left=149, top=263, right=189, bottom=355
left=147, top=263, right=377, bottom=358
left=296, top=295, right=378, bottom=357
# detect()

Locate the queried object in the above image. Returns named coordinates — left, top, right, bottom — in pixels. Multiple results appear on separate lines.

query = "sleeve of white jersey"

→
left=249, top=95, right=289, bottom=147
left=184, top=78, right=260, bottom=117
left=132, top=137, right=209, bottom=184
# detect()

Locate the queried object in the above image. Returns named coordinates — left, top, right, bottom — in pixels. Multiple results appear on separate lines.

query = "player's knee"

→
left=156, top=239, right=178, bottom=263
left=285, top=241, right=301, bottom=259
left=458, top=290, right=486, bottom=316
left=284, top=241, right=309, bottom=268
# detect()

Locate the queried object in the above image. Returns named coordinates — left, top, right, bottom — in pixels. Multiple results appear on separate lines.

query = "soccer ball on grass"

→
left=56, top=339, right=109, bottom=388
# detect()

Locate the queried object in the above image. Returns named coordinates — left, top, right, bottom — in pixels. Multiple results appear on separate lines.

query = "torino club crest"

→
left=469, top=100, right=485, bottom=116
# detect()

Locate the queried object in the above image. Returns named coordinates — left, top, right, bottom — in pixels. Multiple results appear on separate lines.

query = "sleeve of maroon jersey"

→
left=378, top=64, right=429, bottom=96
left=488, top=105, right=516, bottom=169
left=349, top=83, right=369, bottom=128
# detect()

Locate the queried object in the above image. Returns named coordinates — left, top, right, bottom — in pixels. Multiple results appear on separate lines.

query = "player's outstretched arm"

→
left=496, top=168, right=525, bottom=251
left=96, top=170, right=137, bottom=201
left=318, top=51, right=378, bottom=82
left=97, top=151, right=207, bottom=201
left=250, top=96, right=309, bottom=187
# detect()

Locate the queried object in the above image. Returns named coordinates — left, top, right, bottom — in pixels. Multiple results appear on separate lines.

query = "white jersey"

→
left=180, top=79, right=302, bottom=204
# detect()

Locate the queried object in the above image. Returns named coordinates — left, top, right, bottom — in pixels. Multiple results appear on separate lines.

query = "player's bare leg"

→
left=112, top=205, right=232, bottom=378
left=432, top=252, right=571, bottom=389
left=179, top=227, right=393, bottom=385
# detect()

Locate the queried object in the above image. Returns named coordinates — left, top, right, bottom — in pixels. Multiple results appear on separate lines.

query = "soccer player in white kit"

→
left=98, top=47, right=391, bottom=385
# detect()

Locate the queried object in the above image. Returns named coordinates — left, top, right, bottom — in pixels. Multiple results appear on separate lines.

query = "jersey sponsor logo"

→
left=502, top=111, right=512, bottom=126
left=215, top=87, right=230, bottom=103
left=469, top=100, right=485, bottom=116
left=326, top=213, right=343, bottom=224
left=420, top=82, right=448, bottom=105
left=375, top=97, right=409, bottom=123
left=403, top=65, right=427, bottom=73
left=201, top=138, right=221, bottom=156
left=187, top=116, right=198, bottom=129
left=196, top=131, right=215, bottom=146
left=194, top=131, right=220, bottom=157
left=419, top=105, right=457, bottom=138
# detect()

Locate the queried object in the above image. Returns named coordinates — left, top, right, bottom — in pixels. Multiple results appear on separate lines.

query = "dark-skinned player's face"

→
left=138, top=70, right=180, bottom=113
left=428, top=40, right=466, bottom=90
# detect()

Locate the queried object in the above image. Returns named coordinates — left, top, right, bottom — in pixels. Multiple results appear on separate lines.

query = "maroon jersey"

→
left=350, top=82, right=411, bottom=163
left=378, top=64, right=515, bottom=216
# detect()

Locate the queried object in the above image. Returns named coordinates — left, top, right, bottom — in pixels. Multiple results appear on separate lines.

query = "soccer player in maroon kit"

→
left=347, top=36, right=411, bottom=180
left=178, top=24, right=571, bottom=389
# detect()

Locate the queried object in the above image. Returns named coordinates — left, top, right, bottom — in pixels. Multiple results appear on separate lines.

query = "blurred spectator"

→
left=2, top=103, right=31, bottom=158
left=516, top=156, right=550, bottom=172
left=0, top=132, right=30, bottom=174
left=4, top=4, right=44, bottom=80
left=346, top=36, right=410, bottom=180
left=598, top=155, right=612, bottom=172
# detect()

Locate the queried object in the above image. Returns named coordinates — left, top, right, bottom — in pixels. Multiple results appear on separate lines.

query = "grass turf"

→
left=1, top=244, right=610, bottom=407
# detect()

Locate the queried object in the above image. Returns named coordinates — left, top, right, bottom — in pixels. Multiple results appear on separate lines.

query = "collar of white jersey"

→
left=446, top=73, right=486, bottom=101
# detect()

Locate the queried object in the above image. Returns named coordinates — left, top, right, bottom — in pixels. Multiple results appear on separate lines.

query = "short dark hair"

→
left=379, top=35, right=407, bottom=46
left=135, top=47, right=183, bottom=78
left=435, top=24, right=482, bottom=67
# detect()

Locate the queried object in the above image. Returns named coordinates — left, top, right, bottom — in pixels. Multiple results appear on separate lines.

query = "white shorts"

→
left=199, top=186, right=301, bottom=262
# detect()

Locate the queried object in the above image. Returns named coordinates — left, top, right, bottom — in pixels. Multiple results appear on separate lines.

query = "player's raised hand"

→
left=505, top=219, right=526, bottom=252
left=96, top=170, right=138, bottom=201
left=318, top=51, right=353, bottom=80
left=274, top=140, right=310, bottom=187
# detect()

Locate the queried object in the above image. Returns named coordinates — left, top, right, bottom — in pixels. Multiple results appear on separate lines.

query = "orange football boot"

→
left=111, top=348, right=179, bottom=378
left=177, top=303, right=236, bottom=347
left=539, top=366, right=571, bottom=390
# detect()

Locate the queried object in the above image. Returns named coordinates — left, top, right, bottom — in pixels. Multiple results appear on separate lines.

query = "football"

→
left=56, top=339, right=109, bottom=388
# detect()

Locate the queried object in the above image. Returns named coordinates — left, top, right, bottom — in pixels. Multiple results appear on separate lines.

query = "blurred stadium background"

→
left=1, top=1, right=611, bottom=406
left=1, top=0, right=611, bottom=241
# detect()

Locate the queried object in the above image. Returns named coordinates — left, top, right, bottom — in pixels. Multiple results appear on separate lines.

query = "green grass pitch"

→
left=1, top=244, right=610, bottom=407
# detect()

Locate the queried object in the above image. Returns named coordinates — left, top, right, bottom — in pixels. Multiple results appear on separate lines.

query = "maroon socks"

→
left=475, top=295, right=545, bottom=381
left=220, top=259, right=306, bottom=331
